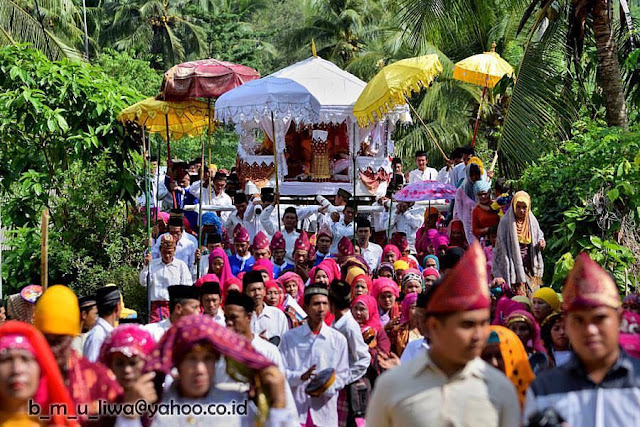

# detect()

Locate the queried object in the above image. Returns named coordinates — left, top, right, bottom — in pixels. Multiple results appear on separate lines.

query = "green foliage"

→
left=95, top=49, right=163, bottom=97
left=0, top=45, right=147, bottom=313
left=519, top=118, right=640, bottom=291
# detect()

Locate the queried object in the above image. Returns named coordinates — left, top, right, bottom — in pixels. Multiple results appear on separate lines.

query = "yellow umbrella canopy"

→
left=353, top=54, right=443, bottom=127
left=452, top=43, right=514, bottom=88
left=117, top=97, right=212, bottom=140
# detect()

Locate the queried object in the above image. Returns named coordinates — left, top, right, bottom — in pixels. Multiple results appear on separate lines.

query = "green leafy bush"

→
left=519, top=119, right=640, bottom=292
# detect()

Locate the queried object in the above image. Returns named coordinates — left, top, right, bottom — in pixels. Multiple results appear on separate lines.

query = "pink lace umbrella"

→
left=393, top=180, right=456, bottom=202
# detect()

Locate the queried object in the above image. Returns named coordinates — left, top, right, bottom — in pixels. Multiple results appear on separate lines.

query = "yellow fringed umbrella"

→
left=353, top=54, right=447, bottom=159
left=117, top=97, right=212, bottom=144
left=453, top=43, right=514, bottom=147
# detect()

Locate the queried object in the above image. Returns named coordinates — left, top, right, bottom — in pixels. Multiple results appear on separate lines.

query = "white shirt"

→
left=408, top=167, right=438, bottom=183
left=251, top=305, right=289, bottom=341
left=189, top=181, right=233, bottom=222
left=330, top=220, right=354, bottom=253
left=144, top=318, right=172, bottom=343
left=400, top=337, right=430, bottom=364
left=360, top=241, right=383, bottom=272
left=259, top=205, right=301, bottom=264
left=332, top=311, right=371, bottom=384
left=451, top=162, right=466, bottom=187
left=389, top=208, right=424, bottom=253
left=225, top=202, right=258, bottom=243
left=139, top=258, right=193, bottom=301
left=210, top=310, right=226, bottom=327
left=82, top=317, right=114, bottom=363
left=151, top=232, right=197, bottom=273
left=280, top=322, right=350, bottom=426
left=366, top=353, right=520, bottom=427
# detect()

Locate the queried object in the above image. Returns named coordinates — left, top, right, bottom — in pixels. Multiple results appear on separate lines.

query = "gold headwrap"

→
left=512, top=191, right=532, bottom=244
left=34, top=285, right=80, bottom=336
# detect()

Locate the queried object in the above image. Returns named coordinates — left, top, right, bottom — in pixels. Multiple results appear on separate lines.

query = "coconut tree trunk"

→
left=592, top=0, right=629, bottom=129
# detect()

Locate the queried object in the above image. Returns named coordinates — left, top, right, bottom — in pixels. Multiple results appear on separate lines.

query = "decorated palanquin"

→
left=218, top=55, right=410, bottom=197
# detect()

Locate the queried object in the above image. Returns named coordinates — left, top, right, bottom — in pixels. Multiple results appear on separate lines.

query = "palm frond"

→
left=0, top=0, right=81, bottom=60
left=497, top=13, right=578, bottom=177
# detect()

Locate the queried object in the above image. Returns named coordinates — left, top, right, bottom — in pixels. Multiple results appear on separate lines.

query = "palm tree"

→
left=0, top=0, right=83, bottom=60
left=519, top=0, right=629, bottom=128
left=100, top=0, right=207, bottom=69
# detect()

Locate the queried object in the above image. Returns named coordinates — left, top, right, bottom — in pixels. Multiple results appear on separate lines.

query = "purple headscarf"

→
left=400, top=292, right=418, bottom=324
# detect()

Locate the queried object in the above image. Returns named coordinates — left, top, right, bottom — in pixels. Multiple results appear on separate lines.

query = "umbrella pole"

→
left=271, top=112, right=281, bottom=230
left=155, top=135, right=161, bottom=219
left=165, top=114, right=175, bottom=209
left=406, top=101, right=449, bottom=162
left=352, top=121, right=357, bottom=240
left=471, top=82, right=488, bottom=148
left=387, top=197, right=393, bottom=243
left=143, top=127, right=152, bottom=323
left=197, top=127, right=206, bottom=280
left=208, top=98, right=213, bottom=205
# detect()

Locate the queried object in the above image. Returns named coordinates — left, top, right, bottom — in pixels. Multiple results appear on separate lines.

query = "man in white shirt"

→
left=82, top=285, right=122, bottom=362
left=330, top=203, right=355, bottom=254
left=314, top=224, right=334, bottom=266
left=243, top=271, right=288, bottom=342
left=408, top=150, right=438, bottom=183
left=189, top=171, right=233, bottom=222
left=140, top=234, right=193, bottom=323
left=144, top=285, right=201, bottom=342
left=260, top=206, right=300, bottom=265
left=329, top=280, right=371, bottom=425
left=280, top=285, right=350, bottom=426
left=151, top=213, right=197, bottom=275
left=225, top=192, right=258, bottom=243
left=199, top=280, right=225, bottom=326
left=389, top=202, right=424, bottom=253
left=367, top=243, right=520, bottom=427
left=70, top=295, right=98, bottom=355
left=355, top=217, right=383, bottom=271
left=437, top=147, right=464, bottom=185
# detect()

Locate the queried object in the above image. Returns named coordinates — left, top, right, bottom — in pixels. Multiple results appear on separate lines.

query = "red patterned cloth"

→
left=253, top=231, right=270, bottom=250
left=99, top=324, right=156, bottom=367
left=67, top=351, right=122, bottom=416
left=294, top=231, right=311, bottom=252
left=425, top=241, right=490, bottom=314
left=270, top=231, right=286, bottom=251
left=563, top=252, right=621, bottom=311
left=338, top=236, right=354, bottom=257
left=233, top=225, right=250, bottom=242
left=150, top=301, right=170, bottom=323
left=144, top=314, right=274, bottom=375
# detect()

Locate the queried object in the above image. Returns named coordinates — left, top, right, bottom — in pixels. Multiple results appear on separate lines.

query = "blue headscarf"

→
left=423, top=254, right=440, bottom=270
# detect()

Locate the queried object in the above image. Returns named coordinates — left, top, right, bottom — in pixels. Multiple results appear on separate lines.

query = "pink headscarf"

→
left=309, top=259, right=340, bottom=284
left=194, top=273, right=220, bottom=288
left=401, top=293, right=418, bottom=324
left=382, top=244, right=401, bottom=261
left=352, top=294, right=383, bottom=333
left=506, top=310, right=547, bottom=355
left=252, top=259, right=274, bottom=280
left=422, top=267, right=440, bottom=279
left=492, top=297, right=529, bottom=326
left=371, top=277, right=400, bottom=300
left=144, top=209, right=170, bottom=226
left=209, top=247, right=233, bottom=285
left=277, top=272, right=305, bottom=305
left=99, top=324, right=155, bottom=367
left=351, top=274, right=373, bottom=299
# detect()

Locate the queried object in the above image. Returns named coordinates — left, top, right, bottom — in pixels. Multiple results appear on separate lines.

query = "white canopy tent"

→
left=215, top=56, right=410, bottom=196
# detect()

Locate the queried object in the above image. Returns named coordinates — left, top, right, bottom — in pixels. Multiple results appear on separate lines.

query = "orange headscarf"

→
left=512, top=191, right=532, bottom=244
left=488, top=325, right=535, bottom=407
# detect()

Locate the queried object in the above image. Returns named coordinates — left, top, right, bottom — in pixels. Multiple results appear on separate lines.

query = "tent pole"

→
left=143, top=127, right=152, bottom=323
left=271, top=112, right=281, bottom=230
left=352, top=121, right=357, bottom=240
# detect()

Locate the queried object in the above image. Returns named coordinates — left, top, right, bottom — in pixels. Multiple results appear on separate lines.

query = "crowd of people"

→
left=1, top=147, right=639, bottom=427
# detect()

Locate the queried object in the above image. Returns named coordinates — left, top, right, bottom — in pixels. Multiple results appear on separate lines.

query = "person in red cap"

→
left=252, top=231, right=271, bottom=260
left=271, top=231, right=294, bottom=279
left=314, top=223, right=334, bottom=266
left=229, top=225, right=256, bottom=276
left=524, top=253, right=640, bottom=427
left=367, top=242, right=520, bottom=426
left=293, top=231, right=312, bottom=282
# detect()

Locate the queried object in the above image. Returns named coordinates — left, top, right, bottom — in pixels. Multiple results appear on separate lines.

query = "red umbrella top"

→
left=393, top=180, right=456, bottom=202
left=161, top=59, right=260, bottom=100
